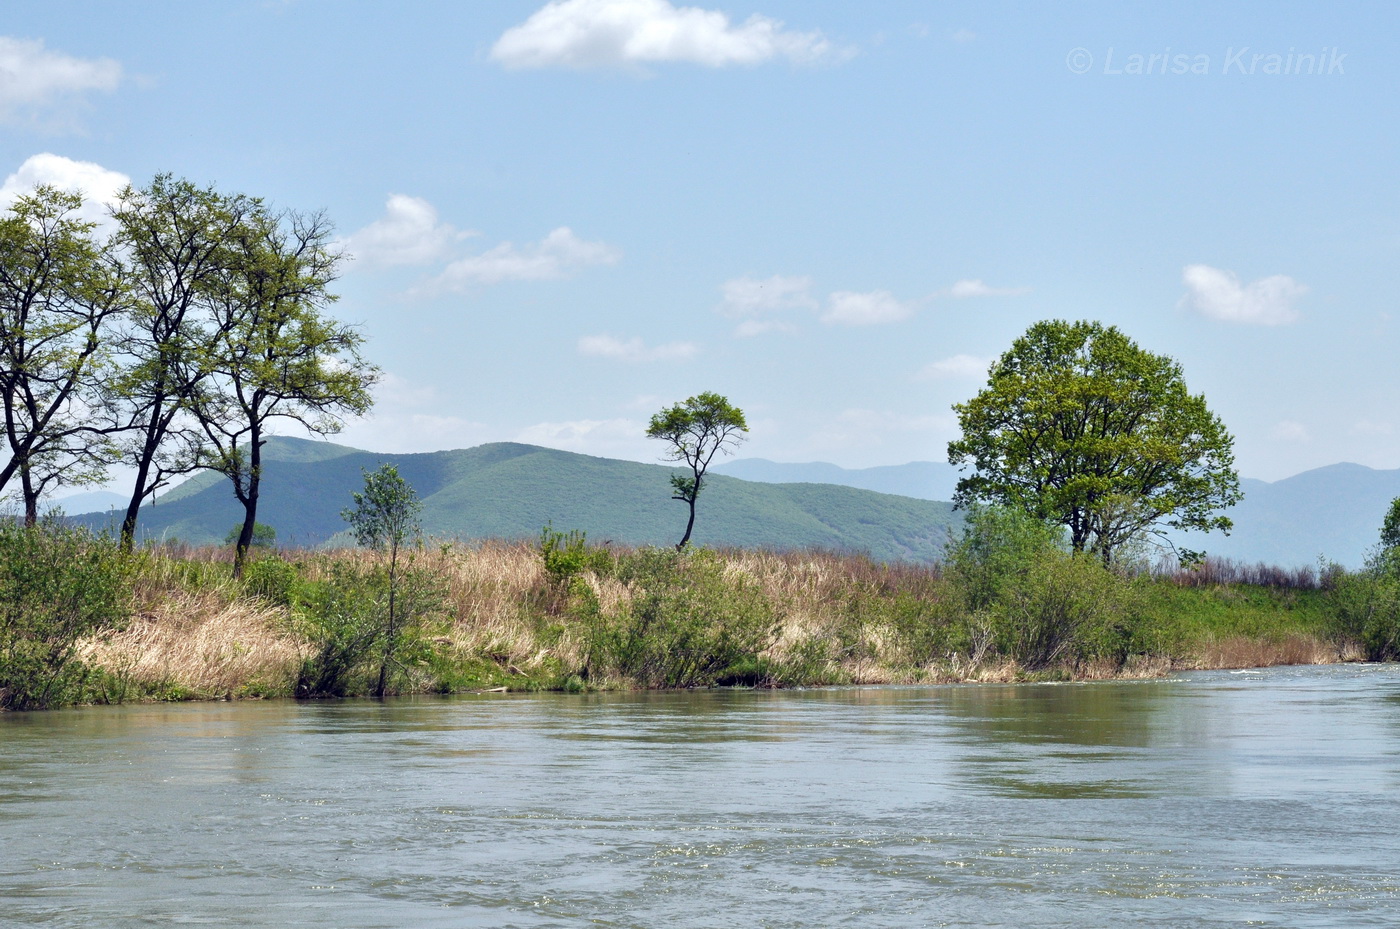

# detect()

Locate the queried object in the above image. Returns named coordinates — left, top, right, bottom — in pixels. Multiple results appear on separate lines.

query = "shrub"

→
left=991, top=548, right=1140, bottom=668
left=1329, top=548, right=1400, bottom=660
left=576, top=547, right=777, bottom=688
left=0, top=519, right=131, bottom=710
left=241, top=555, right=299, bottom=606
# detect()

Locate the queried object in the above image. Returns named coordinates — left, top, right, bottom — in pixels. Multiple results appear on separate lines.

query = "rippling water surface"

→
left=3, top=664, right=1399, bottom=927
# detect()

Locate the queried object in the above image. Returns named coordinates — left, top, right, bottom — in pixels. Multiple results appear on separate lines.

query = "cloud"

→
left=0, top=37, right=122, bottom=127
left=341, top=194, right=470, bottom=268
left=516, top=416, right=654, bottom=461
left=1271, top=420, right=1311, bottom=442
left=1181, top=264, right=1306, bottom=325
left=578, top=334, right=700, bottom=362
left=717, top=273, right=815, bottom=316
left=334, top=372, right=488, bottom=453
left=491, top=0, right=842, bottom=70
left=946, top=278, right=1030, bottom=298
left=822, top=290, right=913, bottom=326
left=951, top=28, right=977, bottom=43
left=0, top=153, right=130, bottom=230
left=423, top=226, right=620, bottom=291
left=915, top=354, right=989, bottom=381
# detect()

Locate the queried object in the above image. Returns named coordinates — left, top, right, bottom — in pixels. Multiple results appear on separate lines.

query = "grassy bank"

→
left=24, top=542, right=1368, bottom=707
left=4, top=512, right=1393, bottom=710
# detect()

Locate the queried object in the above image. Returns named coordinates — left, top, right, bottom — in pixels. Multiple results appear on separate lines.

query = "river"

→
left=3, top=664, right=1398, bottom=927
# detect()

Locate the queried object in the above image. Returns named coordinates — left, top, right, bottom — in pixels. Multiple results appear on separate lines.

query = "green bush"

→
left=539, top=525, right=613, bottom=586
left=0, top=519, right=131, bottom=710
left=1329, top=548, right=1400, bottom=660
left=294, top=560, right=446, bottom=698
left=241, top=555, right=299, bottom=606
left=990, top=548, right=1140, bottom=668
left=575, top=547, right=777, bottom=688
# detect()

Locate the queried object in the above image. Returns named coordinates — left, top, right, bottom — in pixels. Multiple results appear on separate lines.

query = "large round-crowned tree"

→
left=946, top=319, right=1241, bottom=564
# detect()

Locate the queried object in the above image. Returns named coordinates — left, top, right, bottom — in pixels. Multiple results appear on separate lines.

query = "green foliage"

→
left=0, top=519, right=131, bottom=710
left=343, top=464, right=422, bottom=553
left=575, top=547, right=777, bottom=688
left=1381, top=497, right=1400, bottom=551
left=948, top=320, right=1241, bottom=564
left=646, top=391, right=748, bottom=548
left=538, top=524, right=613, bottom=587
left=225, top=522, right=276, bottom=548
left=240, top=555, right=299, bottom=607
left=990, top=549, right=1140, bottom=669
left=1329, top=548, right=1400, bottom=660
left=944, top=505, right=1066, bottom=614
left=294, top=560, right=445, bottom=698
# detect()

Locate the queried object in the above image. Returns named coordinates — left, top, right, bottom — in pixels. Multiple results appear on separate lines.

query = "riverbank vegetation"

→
left=4, top=507, right=1395, bottom=710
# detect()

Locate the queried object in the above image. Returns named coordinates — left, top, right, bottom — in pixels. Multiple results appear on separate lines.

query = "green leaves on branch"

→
left=947, top=319, right=1241, bottom=565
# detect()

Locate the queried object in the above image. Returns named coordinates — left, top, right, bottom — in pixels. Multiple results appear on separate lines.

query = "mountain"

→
left=714, top=458, right=962, bottom=502
left=722, top=457, right=1400, bottom=569
left=1170, top=463, right=1400, bottom=569
left=46, top=490, right=127, bottom=515
left=71, top=437, right=957, bottom=562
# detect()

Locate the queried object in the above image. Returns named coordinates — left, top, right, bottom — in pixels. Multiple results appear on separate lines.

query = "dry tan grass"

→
left=82, top=592, right=302, bottom=697
left=1185, top=633, right=1342, bottom=670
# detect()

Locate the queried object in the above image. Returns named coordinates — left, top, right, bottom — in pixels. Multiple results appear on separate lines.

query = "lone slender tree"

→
left=646, top=391, right=747, bottom=549
left=342, top=464, right=422, bottom=699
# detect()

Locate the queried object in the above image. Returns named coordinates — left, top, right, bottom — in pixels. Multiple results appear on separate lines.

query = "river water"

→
left=2, top=664, right=1399, bottom=928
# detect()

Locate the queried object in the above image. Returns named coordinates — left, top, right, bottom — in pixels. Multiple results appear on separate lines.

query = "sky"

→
left=2, top=1, right=1397, bottom=483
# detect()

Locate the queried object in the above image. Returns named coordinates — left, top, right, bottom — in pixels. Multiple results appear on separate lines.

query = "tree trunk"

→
left=231, top=432, right=263, bottom=580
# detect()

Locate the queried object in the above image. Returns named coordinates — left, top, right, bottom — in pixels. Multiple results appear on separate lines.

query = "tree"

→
left=0, top=187, right=127, bottom=524
left=107, top=175, right=260, bottom=549
left=646, top=391, right=747, bottom=549
left=191, top=206, right=375, bottom=575
left=946, top=319, right=1241, bottom=565
left=1382, top=497, right=1400, bottom=551
left=342, top=464, right=423, bottom=698
left=224, top=522, right=276, bottom=549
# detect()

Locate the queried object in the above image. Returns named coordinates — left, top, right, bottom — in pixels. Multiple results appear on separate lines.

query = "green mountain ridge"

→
left=74, top=437, right=956, bottom=562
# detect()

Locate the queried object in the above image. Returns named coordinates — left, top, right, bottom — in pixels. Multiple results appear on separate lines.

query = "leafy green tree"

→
left=192, top=207, right=375, bottom=575
left=342, top=464, right=423, bottom=698
left=0, top=187, right=127, bottom=524
left=107, top=175, right=260, bottom=549
left=947, top=319, right=1241, bottom=565
left=1382, top=497, right=1400, bottom=551
left=224, top=522, right=276, bottom=549
left=646, top=391, right=747, bottom=549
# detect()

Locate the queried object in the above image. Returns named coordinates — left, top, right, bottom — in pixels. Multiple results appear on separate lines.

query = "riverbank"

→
left=54, top=538, right=1362, bottom=706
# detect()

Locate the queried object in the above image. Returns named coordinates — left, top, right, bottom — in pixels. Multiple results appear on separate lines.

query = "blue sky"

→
left=2, top=1, right=1396, bottom=482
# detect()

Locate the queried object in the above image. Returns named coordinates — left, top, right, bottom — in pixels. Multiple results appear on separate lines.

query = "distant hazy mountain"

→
left=714, top=458, right=962, bottom=502
left=45, top=490, right=127, bottom=515
left=719, top=457, right=1400, bottom=569
left=1171, top=463, right=1400, bottom=569
left=71, top=437, right=957, bottom=562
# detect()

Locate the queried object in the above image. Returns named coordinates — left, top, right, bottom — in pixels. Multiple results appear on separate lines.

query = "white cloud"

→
left=717, top=273, right=815, bottom=316
left=947, top=278, right=1030, bottom=298
left=341, top=194, right=470, bottom=268
left=490, top=0, right=842, bottom=70
left=0, top=153, right=130, bottom=230
left=335, top=372, right=488, bottom=453
left=423, top=226, right=620, bottom=291
left=1181, top=264, right=1307, bottom=325
left=1271, top=420, right=1311, bottom=442
left=0, top=37, right=122, bottom=126
left=822, top=290, right=913, bottom=326
left=915, top=354, right=989, bottom=381
left=516, top=417, right=654, bottom=461
left=578, top=334, right=700, bottom=362
left=951, top=28, right=977, bottom=43
left=1352, top=420, right=1394, bottom=437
